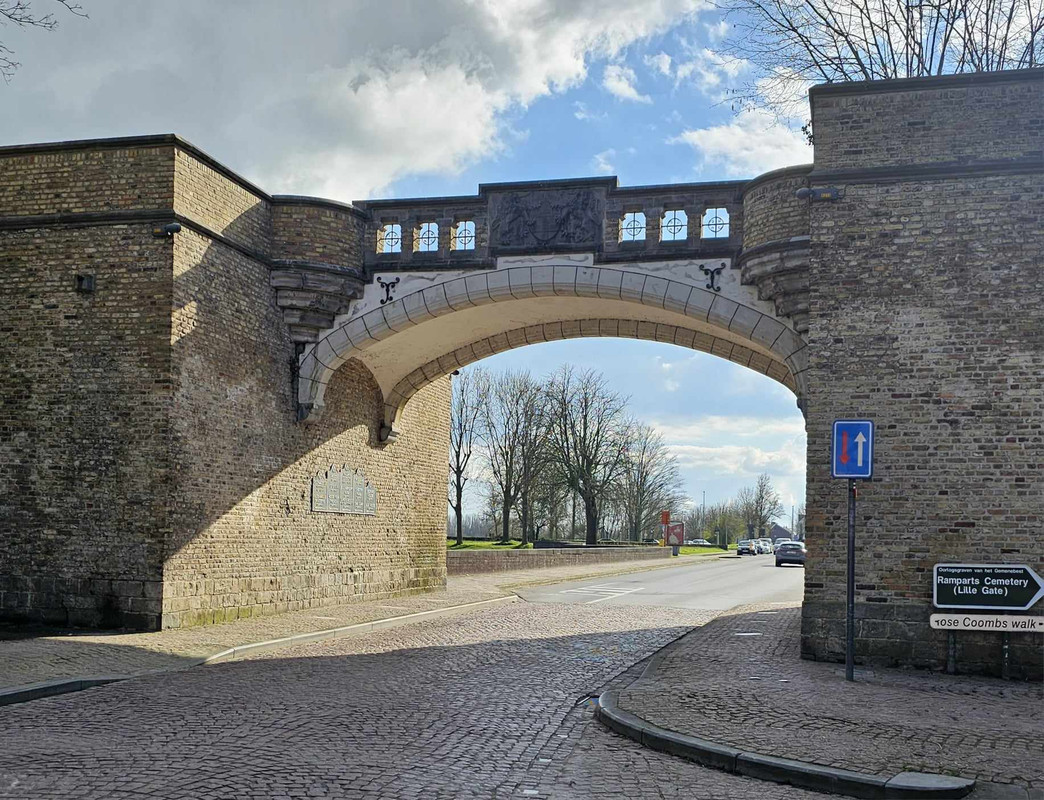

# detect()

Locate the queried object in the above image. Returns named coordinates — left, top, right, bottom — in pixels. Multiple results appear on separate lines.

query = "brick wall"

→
left=741, top=166, right=811, bottom=251
left=0, top=221, right=173, bottom=628
left=0, top=142, right=174, bottom=216
left=802, top=70, right=1044, bottom=679
left=810, top=70, right=1042, bottom=169
left=447, top=547, right=672, bottom=575
left=165, top=148, right=451, bottom=627
left=164, top=202, right=449, bottom=626
left=271, top=200, right=365, bottom=264
left=0, top=140, right=451, bottom=630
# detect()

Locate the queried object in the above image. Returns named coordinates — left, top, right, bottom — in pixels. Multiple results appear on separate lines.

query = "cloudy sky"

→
left=1, top=0, right=809, bottom=520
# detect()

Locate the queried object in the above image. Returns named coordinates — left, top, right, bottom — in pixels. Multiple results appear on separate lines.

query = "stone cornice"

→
left=740, top=164, right=813, bottom=199
left=809, top=67, right=1044, bottom=98
left=0, top=208, right=272, bottom=266
left=808, top=156, right=1043, bottom=185
left=737, top=236, right=811, bottom=267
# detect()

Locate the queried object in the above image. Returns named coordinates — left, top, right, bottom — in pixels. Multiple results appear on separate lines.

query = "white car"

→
left=756, top=538, right=774, bottom=554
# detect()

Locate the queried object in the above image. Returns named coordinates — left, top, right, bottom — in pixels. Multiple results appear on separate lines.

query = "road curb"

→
left=595, top=690, right=975, bottom=799
left=0, top=594, right=519, bottom=708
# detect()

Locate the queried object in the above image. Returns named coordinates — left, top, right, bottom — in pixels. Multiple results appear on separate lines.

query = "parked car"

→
left=775, top=541, right=807, bottom=567
left=757, top=538, right=774, bottom=554
left=684, top=538, right=713, bottom=546
left=737, top=539, right=757, bottom=555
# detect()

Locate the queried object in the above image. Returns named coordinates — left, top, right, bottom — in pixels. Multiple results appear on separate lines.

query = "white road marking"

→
left=558, top=584, right=645, bottom=605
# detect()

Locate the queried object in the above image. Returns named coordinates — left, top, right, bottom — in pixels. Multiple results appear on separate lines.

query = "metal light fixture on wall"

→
left=795, top=187, right=842, bottom=202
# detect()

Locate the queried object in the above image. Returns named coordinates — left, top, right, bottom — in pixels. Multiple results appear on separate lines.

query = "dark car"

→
left=775, top=541, right=806, bottom=567
left=736, top=539, right=757, bottom=555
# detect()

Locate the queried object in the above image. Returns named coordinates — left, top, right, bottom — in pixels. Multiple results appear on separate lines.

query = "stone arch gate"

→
left=1, top=69, right=1039, bottom=677
left=278, top=174, right=811, bottom=439
left=296, top=255, right=808, bottom=440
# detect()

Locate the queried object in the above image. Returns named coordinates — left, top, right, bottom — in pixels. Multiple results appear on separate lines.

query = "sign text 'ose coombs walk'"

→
left=930, top=614, right=1044, bottom=633
left=933, top=564, right=1044, bottom=611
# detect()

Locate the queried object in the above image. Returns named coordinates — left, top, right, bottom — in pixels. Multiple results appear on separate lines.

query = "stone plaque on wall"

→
left=311, top=466, right=377, bottom=515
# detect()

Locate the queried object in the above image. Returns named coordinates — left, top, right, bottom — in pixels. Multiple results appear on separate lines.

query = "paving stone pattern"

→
left=618, top=603, right=1044, bottom=792
left=0, top=602, right=828, bottom=800
left=0, top=559, right=699, bottom=691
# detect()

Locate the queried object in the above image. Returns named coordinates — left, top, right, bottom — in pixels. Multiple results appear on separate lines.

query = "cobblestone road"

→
left=620, top=604, right=1044, bottom=794
left=0, top=603, right=826, bottom=799
left=0, top=557, right=705, bottom=691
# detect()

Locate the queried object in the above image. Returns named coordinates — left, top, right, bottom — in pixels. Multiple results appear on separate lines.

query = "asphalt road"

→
left=518, top=552, right=804, bottom=610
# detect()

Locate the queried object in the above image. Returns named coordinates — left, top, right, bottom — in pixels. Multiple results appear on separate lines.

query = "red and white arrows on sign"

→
left=839, top=431, right=867, bottom=467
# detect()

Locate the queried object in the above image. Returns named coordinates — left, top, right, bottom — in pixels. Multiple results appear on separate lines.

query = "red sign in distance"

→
left=660, top=510, right=671, bottom=526
left=666, top=522, right=685, bottom=547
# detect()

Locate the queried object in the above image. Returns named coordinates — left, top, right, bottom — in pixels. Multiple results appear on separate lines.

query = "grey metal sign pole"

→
left=847, top=479, right=856, bottom=682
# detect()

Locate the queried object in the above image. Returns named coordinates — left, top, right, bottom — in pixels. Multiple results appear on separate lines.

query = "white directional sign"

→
left=930, top=614, right=1044, bottom=633
left=832, top=420, right=874, bottom=479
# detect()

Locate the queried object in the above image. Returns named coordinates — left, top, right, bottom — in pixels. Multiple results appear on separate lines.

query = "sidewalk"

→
left=603, top=602, right=1044, bottom=799
left=0, top=553, right=708, bottom=701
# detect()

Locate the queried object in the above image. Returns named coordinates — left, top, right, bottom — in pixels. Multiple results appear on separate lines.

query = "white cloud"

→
left=644, top=52, right=673, bottom=76
left=704, top=19, right=731, bottom=41
left=592, top=148, right=616, bottom=174
left=573, top=101, right=606, bottom=121
left=602, top=64, right=652, bottom=103
left=670, top=108, right=810, bottom=177
left=672, top=46, right=746, bottom=95
left=2, top=0, right=707, bottom=200
left=668, top=443, right=805, bottom=476
left=664, top=378, right=680, bottom=392
left=652, top=416, right=806, bottom=441
left=722, top=366, right=798, bottom=400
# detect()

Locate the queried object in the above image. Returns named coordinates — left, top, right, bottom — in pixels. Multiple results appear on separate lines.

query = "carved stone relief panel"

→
left=488, top=186, right=607, bottom=255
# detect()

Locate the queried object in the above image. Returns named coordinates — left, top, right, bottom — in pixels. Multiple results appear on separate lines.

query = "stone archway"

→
left=296, top=259, right=808, bottom=438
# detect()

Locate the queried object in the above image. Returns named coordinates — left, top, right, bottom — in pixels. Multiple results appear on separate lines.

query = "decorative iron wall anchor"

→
left=377, top=277, right=400, bottom=305
left=700, top=262, right=726, bottom=292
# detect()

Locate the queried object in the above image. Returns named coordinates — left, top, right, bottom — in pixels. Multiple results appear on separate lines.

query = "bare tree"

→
left=477, top=479, right=503, bottom=540
left=511, top=374, right=549, bottom=547
left=1, top=0, right=86, bottom=83
left=736, top=473, right=786, bottom=536
left=448, top=368, right=487, bottom=547
left=545, top=366, right=630, bottom=546
left=531, top=462, right=569, bottom=541
left=707, top=499, right=743, bottom=546
left=682, top=500, right=711, bottom=542
left=719, top=0, right=1044, bottom=122
left=619, top=422, right=684, bottom=542
left=480, top=371, right=538, bottom=544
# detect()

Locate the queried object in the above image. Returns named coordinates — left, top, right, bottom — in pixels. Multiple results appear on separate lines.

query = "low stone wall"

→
left=446, top=547, right=672, bottom=576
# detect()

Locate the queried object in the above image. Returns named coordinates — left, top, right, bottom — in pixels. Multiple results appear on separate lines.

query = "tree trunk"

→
left=583, top=494, right=599, bottom=546
left=571, top=493, right=578, bottom=540
left=520, top=491, right=530, bottom=547
left=501, top=498, right=512, bottom=544
left=454, top=485, right=464, bottom=547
